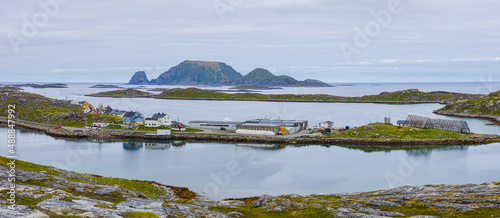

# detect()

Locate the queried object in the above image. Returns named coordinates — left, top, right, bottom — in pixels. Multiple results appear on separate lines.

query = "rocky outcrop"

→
left=149, top=60, right=242, bottom=85
left=129, top=61, right=331, bottom=87
left=128, top=71, right=149, bottom=85
left=435, top=90, right=500, bottom=125
left=230, top=68, right=332, bottom=87
left=1, top=159, right=499, bottom=217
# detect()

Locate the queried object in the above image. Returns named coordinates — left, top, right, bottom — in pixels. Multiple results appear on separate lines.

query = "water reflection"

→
left=236, top=144, right=286, bottom=150
left=122, top=141, right=143, bottom=150
left=405, top=146, right=469, bottom=157
left=145, top=142, right=171, bottom=150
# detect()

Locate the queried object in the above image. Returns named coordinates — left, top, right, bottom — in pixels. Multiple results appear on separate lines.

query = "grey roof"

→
left=145, top=118, right=157, bottom=121
left=244, top=119, right=307, bottom=126
left=397, top=120, right=407, bottom=124
left=321, top=121, right=334, bottom=124
left=189, top=120, right=243, bottom=124
left=152, top=113, right=168, bottom=119
left=123, top=111, right=138, bottom=118
left=238, top=122, right=285, bottom=127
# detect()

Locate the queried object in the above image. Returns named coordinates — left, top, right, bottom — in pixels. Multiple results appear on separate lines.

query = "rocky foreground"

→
left=1, top=157, right=500, bottom=217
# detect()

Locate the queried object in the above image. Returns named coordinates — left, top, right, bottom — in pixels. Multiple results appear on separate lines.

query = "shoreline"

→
left=85, top=94, right=444, bottom=104
left=3, top=119, right=500, bottom=146
left=434, top=110, right=500, bottom=125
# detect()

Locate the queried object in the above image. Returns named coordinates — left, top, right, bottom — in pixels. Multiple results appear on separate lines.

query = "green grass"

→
left=59, top=196, right=81, bottom=202
left=438, top=92, right=500, bottom=116
left=326, top=123, right=468, bottom=139
left=0, top=156, right=59, bottom=176
left=0, top=87, right=121, bottom=128
left=95, top=203, right=116, bottom=209
left=121, top=211, right=159, bottom=218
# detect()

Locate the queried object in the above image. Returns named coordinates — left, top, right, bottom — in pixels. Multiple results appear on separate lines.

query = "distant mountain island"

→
left=128, top=60, right=332, bottom=87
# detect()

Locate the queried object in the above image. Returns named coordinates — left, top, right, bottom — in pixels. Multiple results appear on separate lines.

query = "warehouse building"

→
left=188, top=120, right=243, bottom=131
left=236, top=119, right=308, bottom=135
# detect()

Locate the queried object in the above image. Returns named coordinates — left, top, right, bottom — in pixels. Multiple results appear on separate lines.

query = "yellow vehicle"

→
left=279, top=127, right=288, bottom=135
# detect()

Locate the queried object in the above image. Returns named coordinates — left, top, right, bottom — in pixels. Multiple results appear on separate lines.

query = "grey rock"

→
left=253, top=194, right=275, bottom=207
left=227, top=211, right=244, bottom=217
left=0, top=205, right=38, bottom=218
left=367, top=200, right=401, bottom=207
left=116, top=198, right=163, bottom=209
left=357, top=206, right=405, bottom=217
left=94, top=186, right=121, bottom=195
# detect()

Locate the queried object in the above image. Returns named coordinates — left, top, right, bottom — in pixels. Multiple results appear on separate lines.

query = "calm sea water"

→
left=2, top=82, right=500, bottom=199
left=2, top=127, right=500, bottom=200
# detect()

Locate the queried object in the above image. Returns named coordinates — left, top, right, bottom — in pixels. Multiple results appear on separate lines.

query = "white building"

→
left=157, top=129, right=171, bottom=135
left=319, top=121, right=334, bottom=129
left=236, top=119, right=308, bottom=135
left=188, top=120, right=243, bottom=131
left=145, top=118, right=160, bottom=127
left=93, top=122, right=110, bottom=128
left=152, top=113, right=171, bottom=126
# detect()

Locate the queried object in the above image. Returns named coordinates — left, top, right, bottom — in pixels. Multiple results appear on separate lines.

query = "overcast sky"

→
left=1, top=0, right=500, bottom=83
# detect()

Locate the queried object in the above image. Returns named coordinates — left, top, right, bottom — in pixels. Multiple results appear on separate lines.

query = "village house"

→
left=122, top=111, right=144, bottom=127
left=171, top=121, right=186, bottom=131
left=152, top=113, right=171, bottom=126
left=319, top=121, right=334, bottom=129
left=144, top=113, right=171, bottom=127
left=145, top=118, right=160, bottom=127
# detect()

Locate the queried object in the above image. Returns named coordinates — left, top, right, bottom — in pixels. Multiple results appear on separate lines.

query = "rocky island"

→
left=88, top=88, right=481, bottom=104
left=128, top=60, right=332, bottom=87
left=435, top=90, right=500, bottom=124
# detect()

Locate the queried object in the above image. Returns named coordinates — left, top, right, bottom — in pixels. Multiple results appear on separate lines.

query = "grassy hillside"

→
left=330, top=123, right=469, bottom=139
left=437, top=90, right=500, bottom=116
left=0, top=87, right=120, bottom=127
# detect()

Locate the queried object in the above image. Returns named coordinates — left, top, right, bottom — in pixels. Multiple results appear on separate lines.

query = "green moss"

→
left=95, top=203, right=116, bottom=209
left=122, top=211, right=160, bottom=218
left=456, top=207, right=500, bottom=217
left=59, top=196, right=81, bottom=202
left=378, top=202, right=445, bottom=217
left=91, top=177, right=165, bottom=198
left=0, top=156, right=59, bottom=176
left=174, top=199, right=191, bottom=204
left=209, top=204, right=334, bottom=218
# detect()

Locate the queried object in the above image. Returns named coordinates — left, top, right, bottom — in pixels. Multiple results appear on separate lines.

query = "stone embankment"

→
left=2, top=119, right=500, bottom=146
